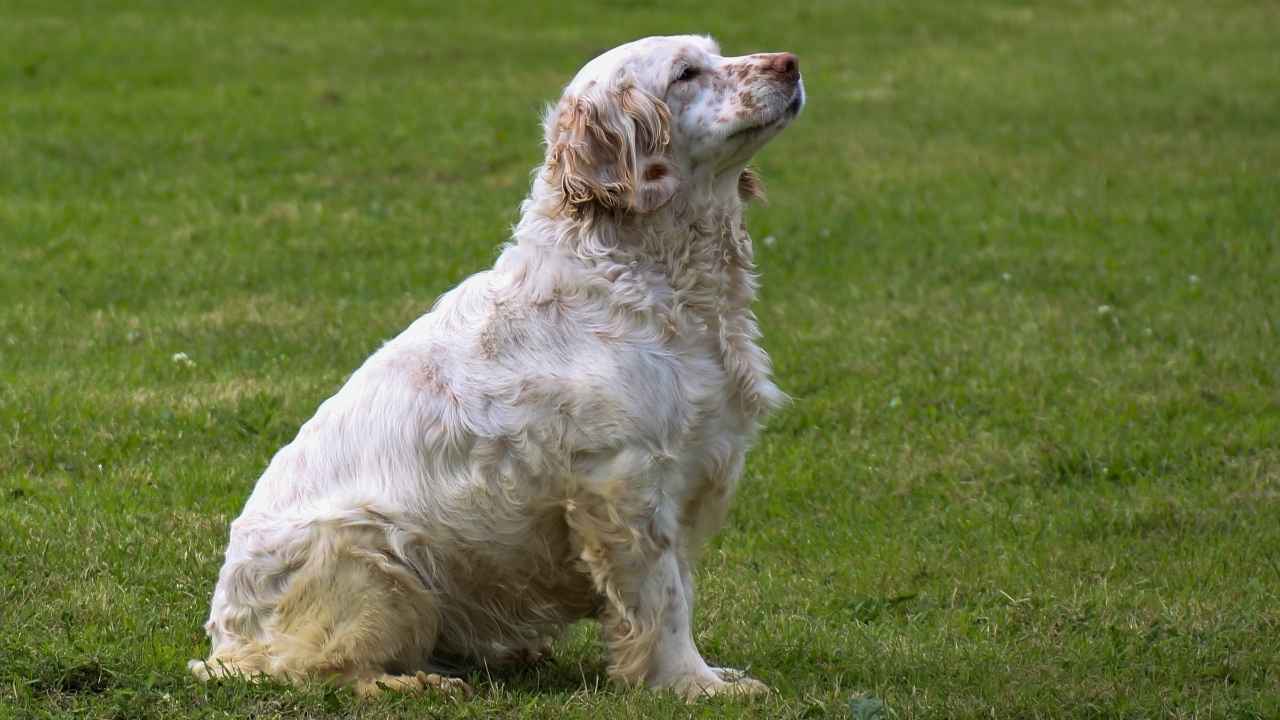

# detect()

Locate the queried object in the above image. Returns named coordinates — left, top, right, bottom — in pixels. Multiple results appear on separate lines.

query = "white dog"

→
left=190, top=35, right=804, bottom=701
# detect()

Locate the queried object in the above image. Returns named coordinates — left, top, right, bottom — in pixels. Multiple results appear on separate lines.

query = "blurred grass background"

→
left=1, top=1, right=1278, bottom=717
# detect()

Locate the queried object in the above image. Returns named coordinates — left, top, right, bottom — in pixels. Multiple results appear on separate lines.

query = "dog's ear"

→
left=544, top=82, right=676, bottom=217
left=620, top=84, right=679, bottom=214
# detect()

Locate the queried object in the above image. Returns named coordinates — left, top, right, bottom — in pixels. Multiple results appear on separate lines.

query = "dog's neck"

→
left=515, top=178, right=753, bottom=309
left=505, top=177, right=784, bottom=417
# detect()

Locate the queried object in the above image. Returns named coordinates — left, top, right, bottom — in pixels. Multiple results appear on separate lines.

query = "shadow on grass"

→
left=464, top=654, right=612, bottom=697
left=26, top=658, right=118, bottom=696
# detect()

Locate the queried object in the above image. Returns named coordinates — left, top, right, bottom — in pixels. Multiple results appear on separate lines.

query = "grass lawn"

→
left=2, top=1, right=1278, bottom=717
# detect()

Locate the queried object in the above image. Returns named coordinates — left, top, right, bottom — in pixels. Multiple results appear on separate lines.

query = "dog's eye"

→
left=674, top=66, right=702, bottom=83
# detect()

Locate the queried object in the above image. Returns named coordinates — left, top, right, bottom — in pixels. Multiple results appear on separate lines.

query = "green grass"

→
left=2, top=1, right=1278, bottom=717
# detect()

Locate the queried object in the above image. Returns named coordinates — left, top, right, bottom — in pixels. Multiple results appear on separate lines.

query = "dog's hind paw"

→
left=355, top=671, right=473, bottom=699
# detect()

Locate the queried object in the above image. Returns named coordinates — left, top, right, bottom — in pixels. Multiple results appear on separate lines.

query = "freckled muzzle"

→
left=765, top=52, right=804, bottom=117
left=750, top=52, right=804, bottom=118
left=761, top=52, right=799, bottom=81
left=730, top=52, right=805, bottom=136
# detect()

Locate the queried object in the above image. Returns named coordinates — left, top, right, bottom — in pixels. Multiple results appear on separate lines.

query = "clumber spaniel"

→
left=191, top=34, right=804, bottom=701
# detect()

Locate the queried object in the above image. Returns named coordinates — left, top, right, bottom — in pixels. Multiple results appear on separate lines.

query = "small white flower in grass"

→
left=1096, top=305, right=1113, bottom=315
left=888, top=396, right=901, bottom=408
left=1188, top=274, right=1200, bottom=285
left=172, top=352, right=196, bottom=368
left=762, top=235, right=777, bottom=247
left=1001, top=272, right=1012, bottom=282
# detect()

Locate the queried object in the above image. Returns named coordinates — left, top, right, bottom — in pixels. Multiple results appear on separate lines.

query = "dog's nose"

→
left=765, top=52, right=799, bottom=79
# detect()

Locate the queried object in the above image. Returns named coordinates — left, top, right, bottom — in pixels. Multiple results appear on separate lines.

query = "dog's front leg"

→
left=568, top=497, right=768, bottom=701
left=673, top=551, right=759, bottom=688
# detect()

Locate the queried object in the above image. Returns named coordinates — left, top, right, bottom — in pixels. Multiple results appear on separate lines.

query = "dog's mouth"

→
left=728, top=82, right=805, bottom=140
left=786, top=82, right=805, bottom=115
left=714, top=79, right=804, bottom=174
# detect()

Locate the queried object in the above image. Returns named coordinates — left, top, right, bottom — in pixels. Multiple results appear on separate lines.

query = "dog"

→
left=190, top=34, right=804, bottom=701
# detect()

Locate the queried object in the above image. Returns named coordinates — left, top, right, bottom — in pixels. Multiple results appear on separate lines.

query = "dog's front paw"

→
left=667, top=669, right=771, bottom=702
left=709, top=666, right=752, bottom=683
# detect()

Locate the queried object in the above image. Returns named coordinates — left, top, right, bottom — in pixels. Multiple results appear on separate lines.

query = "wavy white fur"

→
left=190, top=34, right=804, bottom=701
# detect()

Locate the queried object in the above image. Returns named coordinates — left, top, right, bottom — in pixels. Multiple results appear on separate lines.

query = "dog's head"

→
left=543, top=35, right=804, bottom=218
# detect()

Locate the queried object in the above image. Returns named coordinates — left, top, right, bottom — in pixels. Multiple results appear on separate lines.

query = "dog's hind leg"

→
left=191, top=511, right=469, bottom=697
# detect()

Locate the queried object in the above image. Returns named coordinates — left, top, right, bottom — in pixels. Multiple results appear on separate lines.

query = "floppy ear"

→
left=620, top=84, right=679, bottom=213
left=544, top=82, right=676, bottom=217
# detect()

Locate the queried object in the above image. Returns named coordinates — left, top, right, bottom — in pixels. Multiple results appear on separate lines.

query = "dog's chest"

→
left=657, top=230, right=780, bottom=422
